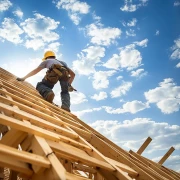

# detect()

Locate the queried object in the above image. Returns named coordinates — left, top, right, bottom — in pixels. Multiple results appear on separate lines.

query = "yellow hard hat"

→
left=42, top=51, right=56, bottom=61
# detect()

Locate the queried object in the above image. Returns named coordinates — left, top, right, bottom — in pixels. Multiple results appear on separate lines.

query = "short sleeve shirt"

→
left=38, top=59, right=68, bottom=69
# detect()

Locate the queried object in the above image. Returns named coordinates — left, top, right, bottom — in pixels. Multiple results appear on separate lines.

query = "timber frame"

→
left=0, top=67, right=179, bottom=180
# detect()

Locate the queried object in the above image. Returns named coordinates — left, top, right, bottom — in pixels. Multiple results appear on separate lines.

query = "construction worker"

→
left=17, top=51, right=75, bottom=112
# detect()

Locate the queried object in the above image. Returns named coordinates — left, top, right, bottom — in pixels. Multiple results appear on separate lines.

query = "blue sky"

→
left=0, top=0, right=180, bottom=172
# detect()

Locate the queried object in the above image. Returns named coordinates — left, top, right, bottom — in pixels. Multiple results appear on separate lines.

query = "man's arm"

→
left=17, top=67, right=43, bottom=81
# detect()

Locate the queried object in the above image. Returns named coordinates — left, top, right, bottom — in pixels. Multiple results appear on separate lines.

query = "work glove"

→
left=16, top=77, right=25, bottom=81
left=68, top=84, right=77, bottom=92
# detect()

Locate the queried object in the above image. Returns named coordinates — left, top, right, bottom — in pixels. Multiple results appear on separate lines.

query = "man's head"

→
left=42, top=51, right=56, bottom=61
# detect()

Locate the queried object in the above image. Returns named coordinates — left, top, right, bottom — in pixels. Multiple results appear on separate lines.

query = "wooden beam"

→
left=73, top=163, right=96, bottom=174
left=106, top=157, right=138, bottom=177
left=0, top=129, right=28, bottom=147
left=0, top=113, right=61, bottom=141
left=30, top=136, right=66, bottom=180
left=158, top=147, right=175, bottom=165
left=129, top=150, right=176, bottom=180
left=0, top=154, right=33, bottom=177
left=0, top=144, right=50, bottom=168
left=47, top=140, right=115, bottom=172
left=0, top=100, right=79, bottom=140
left=137, top=137, right=152, bottom=155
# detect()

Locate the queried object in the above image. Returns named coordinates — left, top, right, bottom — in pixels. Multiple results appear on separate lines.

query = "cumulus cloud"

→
left=104, top=44, right=143, bottom=71
left=70, top=91, right=88, bottom=104
left=110, top=81, right=132, bottom=98
left=0, top=0, right=12, bottom=12
left=25, top=39, right=45, bottom=50
left=91, top=91, right=107, bottom=101
left=153, top=155, right=180, bottom=172
left=174, top=1, right=180, bottom=6
left=73, top=46, right=105, bottom=75
left=92, top=70, right=116, bottom=89
left=73, top=107, right=102, bottom=117
left=170, top=37, right=180, bottom=67
left=131, top=68, right=147, bottom=78
left=13, top=8, right=23, bottom=19
left=176, top=62, right=180, bottom=68
left=55, top=0, right=90, bottom=25
left=127, top=18, right=137, bottom=26
left=0, top=18, right=23, bottom=44
left=89, top=118, right=180, bottom=170
left=120, top=0, right=149, bottom=12
left=86, top=23, right=121, bottom=46
left=103, top=100, right=149, bottom=114
left=155, top=30, right=160, bottom=36
left=21, top=13, right=60, bottom=50
left=135, top=38, right=148, bottom=47
left=126, top=29, right=136, bottom=37
left=45, top=42, right=61, bottom=54
left=144, top=78, right=180, bottom=114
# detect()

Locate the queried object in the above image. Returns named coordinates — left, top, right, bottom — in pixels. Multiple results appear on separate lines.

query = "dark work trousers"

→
left=36, top=79, right=70, bottom=109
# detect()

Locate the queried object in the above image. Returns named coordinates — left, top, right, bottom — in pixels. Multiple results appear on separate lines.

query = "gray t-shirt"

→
left=38, top=59, right=68, bottom=69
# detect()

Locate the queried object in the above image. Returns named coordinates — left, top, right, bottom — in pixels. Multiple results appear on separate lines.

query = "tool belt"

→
left=44, top=64, right=69, bottom=84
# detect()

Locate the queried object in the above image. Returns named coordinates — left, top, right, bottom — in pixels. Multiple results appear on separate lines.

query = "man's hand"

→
left=16, top=77, right=25, bottom=81
left=68, top=84, right=77, bottom=92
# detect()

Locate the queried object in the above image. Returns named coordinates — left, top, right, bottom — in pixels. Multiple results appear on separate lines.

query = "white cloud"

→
left=116, top=76, right=123, bottom=80
left=13, top=8, right=23, bottom=19
left=45, top=42, right=61, bottom=53
left=153, top=155, right=180, bottom=172
left=21, top=13, right=60, bottom=49
left=104, top=44, right=142, bottom=71
left=120, top=4, right=138, bottom=12
left=73, top=107, right=102, bottom=117
left=144, top=78, right=180, bottom=114
left=25, top=39, right=45, bottom=50
left=72, top=46, right=105, bottom=75
left=89, top=118, right=180, bottom=172
left=70, top=91, right=88, bottom=105
left=131, top=68, right=147, bottom=78
left=1, top=58, right=44, bottom=86
left=155, top=30, right=160, bottom=36
left=127, top=18, right=137, bottom=26
left=176, top=62, right=180, bottom=68
left=103, top=100, right=149, bottom=114
left=0, top=18, right=23, bottom=44
left=55, top=0, right=90, bottom=25
left=170, top=38, right=180, bottom=63
left=126, top=29, right=136, bottom=37
left=86, top=23, right=121, bottom=46
left=92, top=70, right=116, bottom=89
left=91, top=91, right=107, bottom=101
left=135, top=38, right=148, bottom=47
left=0, top=0, right=12, bottom=12
left=120, top=0, right=148, bottom=12
left=174, top=1, right=180, bottom=6
left=111, top=81, right=132, bottom=98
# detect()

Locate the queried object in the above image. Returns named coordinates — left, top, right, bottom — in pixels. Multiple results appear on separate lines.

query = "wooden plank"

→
left=0, top=93, right=90, bottom=138
left=137, top=137, right=152, bottom=155
left=0, top=113, right=61, bottom=141
left=47, top=140, right=115, bottom=172
left=73, top=163, right=96, bottom=174
left=0, top=144, right=50, bottom=168
left=30, top=136, right=66, bottom=180
left=89, top=134, right=156, bottom=180
left=0, top=100, right=79, bottom=140
left=129, top=150, right=176, bottom=180
left=106, top=157, right=138, bottom=176
left=158, top=147, right=175, bottom=165
left=0, top=154, right=33, bottom=177
left=0, top=129, right=28, bottom=147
